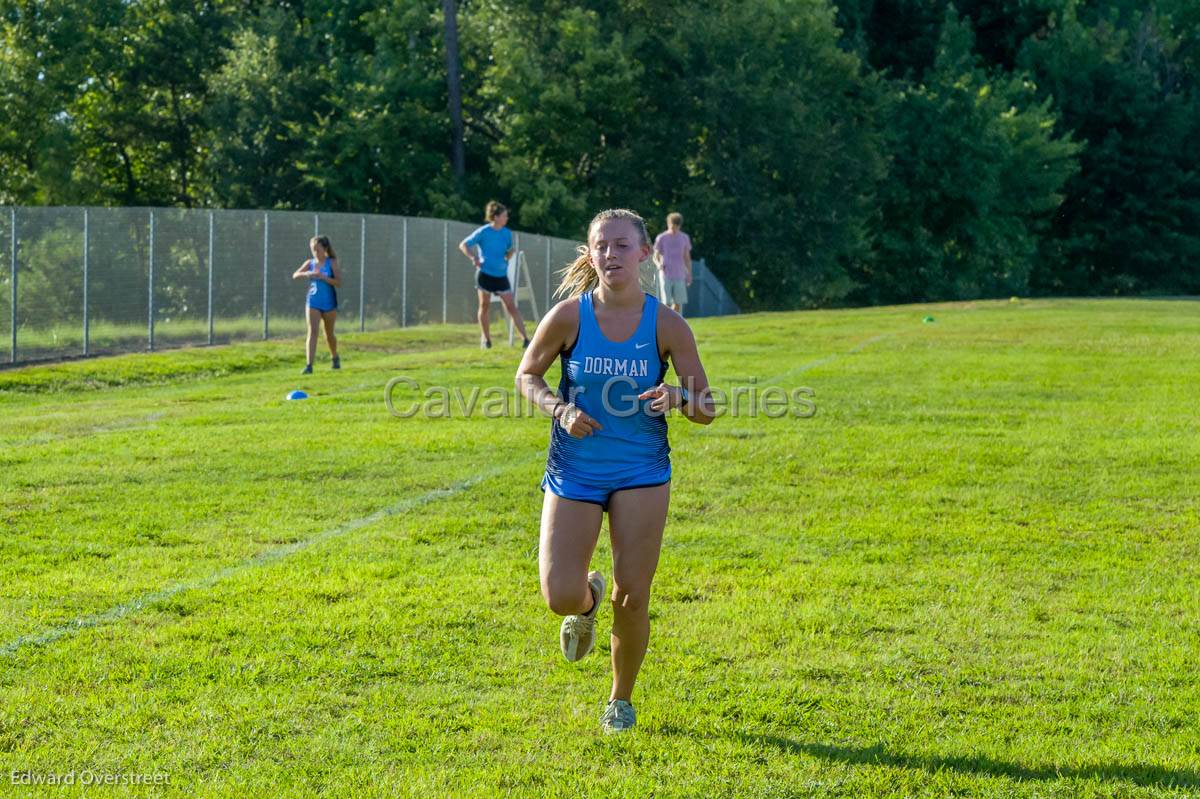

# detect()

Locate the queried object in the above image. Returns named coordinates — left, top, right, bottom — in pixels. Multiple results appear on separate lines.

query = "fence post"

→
left=314, top=213, right=319, bottom=236
left=401, top=218, right=408, bottom=328
left=545, top=238, right=551, bottom=311
left=207, top=210, right=215, bottom=345
left=263, top=212, right=270, bottom=340
left=359, top=215, right=366, bottom=333
left=442, top=221, right=448, bottom=324
left=148, top=210, right=155, bottom=351
left=83, top=209, right=89, bottom=357
left=8, top=208, right=14, bottom=363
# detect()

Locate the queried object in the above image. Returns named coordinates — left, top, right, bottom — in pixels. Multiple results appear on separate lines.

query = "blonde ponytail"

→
left=554, top=246, right=598, bottom=299
left=554, top=208, right=650, bottom=299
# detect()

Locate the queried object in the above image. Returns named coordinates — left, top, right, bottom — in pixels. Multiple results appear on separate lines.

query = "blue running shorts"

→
left=541, top=465, right=671, bottom=511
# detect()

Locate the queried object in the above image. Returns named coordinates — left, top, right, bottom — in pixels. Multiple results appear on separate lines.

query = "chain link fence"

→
left=0, top=206, right=740, bottom=365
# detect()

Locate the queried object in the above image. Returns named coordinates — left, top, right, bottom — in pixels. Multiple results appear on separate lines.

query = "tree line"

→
left=1, top=0, right=1196, bottom=310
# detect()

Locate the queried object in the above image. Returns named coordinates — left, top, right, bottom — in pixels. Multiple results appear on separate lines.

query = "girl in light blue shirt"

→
left=458, top=201, right=530, bottom=349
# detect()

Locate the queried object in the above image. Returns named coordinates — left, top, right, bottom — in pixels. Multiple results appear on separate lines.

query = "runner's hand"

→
left=638, top=383, right=681, bottom=413
left=557, top=403, right=602, bottom=438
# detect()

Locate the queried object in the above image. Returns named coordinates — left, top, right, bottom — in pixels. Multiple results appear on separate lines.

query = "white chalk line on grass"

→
left=3, top=412, right=167, bottom=449
left=765, top=332, right=897, bottom=385
left=0, top=461, right=533, bottom=658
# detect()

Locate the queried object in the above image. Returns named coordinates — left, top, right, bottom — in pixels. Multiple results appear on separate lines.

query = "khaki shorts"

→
left=659, top=274, right=688, bottom=306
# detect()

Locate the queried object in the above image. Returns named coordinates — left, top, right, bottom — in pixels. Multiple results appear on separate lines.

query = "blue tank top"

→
left=546, top=291, right=670, bottom=485
left=306, top=257, right=337, bottom=311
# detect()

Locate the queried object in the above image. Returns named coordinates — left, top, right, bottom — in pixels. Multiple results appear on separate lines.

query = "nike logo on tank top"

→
left=546, top=291, right=670, bottom=485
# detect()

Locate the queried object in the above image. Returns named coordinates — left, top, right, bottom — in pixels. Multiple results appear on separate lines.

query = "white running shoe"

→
left=600, top=699, right=636, bottom=733
left=560, top=571, right=604, bottom=662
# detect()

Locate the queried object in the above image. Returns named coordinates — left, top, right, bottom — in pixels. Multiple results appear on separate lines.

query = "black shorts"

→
left=476, top=272, right=512, bottom=294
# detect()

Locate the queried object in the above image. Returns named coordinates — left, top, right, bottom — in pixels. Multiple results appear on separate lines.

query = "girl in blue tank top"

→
left=545, top=290, right=670, bottom=490
left=291, top=235, right=342, bottom=374
left=515, top=209, right=716, bottom=733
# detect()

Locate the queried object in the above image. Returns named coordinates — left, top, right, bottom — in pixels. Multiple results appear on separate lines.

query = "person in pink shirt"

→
left=652, top=212, right=692, bottom=315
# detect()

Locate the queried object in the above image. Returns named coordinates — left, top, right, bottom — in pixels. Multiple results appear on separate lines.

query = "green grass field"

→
left=1, top=298, right=1197, bottom=797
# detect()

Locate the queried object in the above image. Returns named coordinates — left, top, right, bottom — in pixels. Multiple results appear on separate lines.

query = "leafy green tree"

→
left=6, top=0, right=234, bottom=206
left=476, top=0, right=884, bottom=309
left=0, top=1, right=73, bottom=204
left=475, top=3, right=646, bottom=232
left=1019, top=4, right=1200, bottom=294
left=835, top=0, right=1070, bottom=75
left=205, top=24, right=308, bottom=211
left=1, top=0, right=1195, bottom=308
left=858, top=9, right=1079, bottom=303
left=673, top=0, right=886, bottom=308
left=206, top=1, right=464, bottom=215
